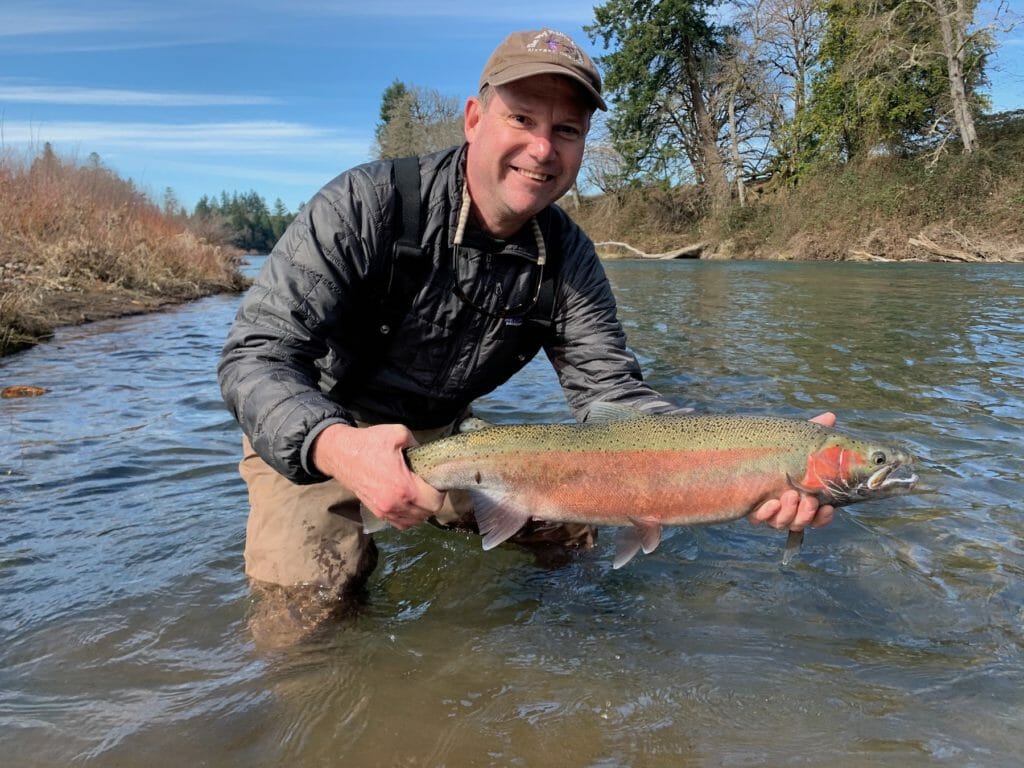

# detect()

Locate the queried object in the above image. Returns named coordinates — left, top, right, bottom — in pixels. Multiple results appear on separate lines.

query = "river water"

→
left=1, top=259, right=1022, bottom=767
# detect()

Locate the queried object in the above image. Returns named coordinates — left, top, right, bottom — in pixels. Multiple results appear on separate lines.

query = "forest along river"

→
left=1, top=259, right=1022, bottom=767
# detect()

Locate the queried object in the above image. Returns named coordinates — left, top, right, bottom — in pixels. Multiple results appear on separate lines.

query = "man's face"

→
left=463, top=74, right=591, bottom=238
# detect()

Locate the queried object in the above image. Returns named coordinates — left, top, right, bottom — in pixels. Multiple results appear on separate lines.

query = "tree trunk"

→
left=683, top=40, right=731, bottom=210
left=727, top=91, right=746, bottom=207
left=934, top=0, right=979, bottom=153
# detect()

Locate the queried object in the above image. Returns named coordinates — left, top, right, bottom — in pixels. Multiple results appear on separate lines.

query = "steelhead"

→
left=392, top=404, right=919, bottom=568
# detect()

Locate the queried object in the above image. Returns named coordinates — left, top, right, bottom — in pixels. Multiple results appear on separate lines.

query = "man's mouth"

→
left=514, top=167, right=554, bottom=182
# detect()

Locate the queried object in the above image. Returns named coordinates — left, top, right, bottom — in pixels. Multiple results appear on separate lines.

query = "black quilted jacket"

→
left=217, top=145, right=670, bottom=483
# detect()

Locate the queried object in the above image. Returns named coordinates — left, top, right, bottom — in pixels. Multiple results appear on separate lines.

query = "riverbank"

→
left=574, top=110, right=1024, bottom=263
left=4, top=111, right=1022, bottom=358
left=0, top=148, right=246, bottom=357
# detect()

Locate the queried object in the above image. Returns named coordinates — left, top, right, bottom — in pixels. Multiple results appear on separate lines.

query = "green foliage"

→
left=192, top=190, right=294, bottom=253
left=804, top=0, right=991, bottom=167
left=375, top=80, right=410, bottom=146
left=586, top=0, right=726, bottom=184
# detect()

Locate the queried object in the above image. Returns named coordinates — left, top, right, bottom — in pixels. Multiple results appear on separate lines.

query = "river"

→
left=1, top=259, right=1022, bottom=767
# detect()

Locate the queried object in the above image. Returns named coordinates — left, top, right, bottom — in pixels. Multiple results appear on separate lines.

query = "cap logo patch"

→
left=526, top=30, right=585, bottom=65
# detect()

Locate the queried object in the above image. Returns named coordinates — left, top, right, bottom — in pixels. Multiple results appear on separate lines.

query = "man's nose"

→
left=529, top=131, right=555, bottom=160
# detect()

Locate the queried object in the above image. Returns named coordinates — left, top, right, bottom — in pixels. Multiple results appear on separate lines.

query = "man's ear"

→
left=464, top=97, right=482, bottom=143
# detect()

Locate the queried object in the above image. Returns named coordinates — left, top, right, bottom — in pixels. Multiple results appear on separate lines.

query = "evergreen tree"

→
left=587, top=0, right=733, bottom=210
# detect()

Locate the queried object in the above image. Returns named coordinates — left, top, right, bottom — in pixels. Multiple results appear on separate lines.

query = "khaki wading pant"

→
left=239, top=425, right=595, bottom=596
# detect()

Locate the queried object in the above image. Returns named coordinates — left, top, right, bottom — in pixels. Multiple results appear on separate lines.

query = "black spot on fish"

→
left=475, top=471, right=482, bottom=484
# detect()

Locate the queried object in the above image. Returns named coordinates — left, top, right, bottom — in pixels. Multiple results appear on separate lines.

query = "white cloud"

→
left=0, top=84, right=279, bottom=107
left=0, top=120, right=367, bottom=156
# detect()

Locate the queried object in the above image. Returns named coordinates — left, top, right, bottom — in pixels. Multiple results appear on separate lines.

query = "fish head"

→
left=794, top=434, right=919, bottom=507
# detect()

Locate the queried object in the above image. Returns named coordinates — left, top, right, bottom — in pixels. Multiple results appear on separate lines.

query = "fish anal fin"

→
left=612, top=519, right=663, bottom=569
left=613, top=528, right=643, bottom=569
left=470, top=490, right=532, bottom=550
left=629, top=518, right=663, bottom=554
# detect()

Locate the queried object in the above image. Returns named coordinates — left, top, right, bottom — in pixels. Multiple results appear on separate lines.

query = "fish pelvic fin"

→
left=360, top=504, right=389, bottom=535
left=470, top=490, right=532, bottom=551
left=612, top=520, right=663, bottom=569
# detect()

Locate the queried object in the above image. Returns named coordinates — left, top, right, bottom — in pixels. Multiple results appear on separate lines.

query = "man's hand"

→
left=747, top=412, right=837, bottom=531
left=311, top=423, right=445, bottom=530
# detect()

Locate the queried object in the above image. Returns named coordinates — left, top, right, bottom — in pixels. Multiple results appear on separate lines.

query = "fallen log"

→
left=595, top=241, right=707, bottom=259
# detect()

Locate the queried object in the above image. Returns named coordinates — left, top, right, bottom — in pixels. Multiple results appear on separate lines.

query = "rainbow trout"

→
left=389, top=404, right=918, bottom=568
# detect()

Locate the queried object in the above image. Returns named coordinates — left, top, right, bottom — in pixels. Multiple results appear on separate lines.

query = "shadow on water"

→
left=1, top=260, right=1022, bottom=766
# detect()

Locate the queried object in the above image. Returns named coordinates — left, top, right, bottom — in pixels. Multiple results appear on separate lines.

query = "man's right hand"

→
left=310, top=423, right=445, bottom=530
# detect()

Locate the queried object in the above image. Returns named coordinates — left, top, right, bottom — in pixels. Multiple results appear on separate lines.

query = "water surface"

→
left=2, top=260, right=1022, bottom=766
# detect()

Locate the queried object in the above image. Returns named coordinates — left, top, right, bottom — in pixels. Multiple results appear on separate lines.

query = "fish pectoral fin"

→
left=469, top=490, right=532, bottom=550
left=782, top=529, right=804, bottom=565
left=612, top=520, right=663, bottom=569
left=360, top=504, right=389, bottom=534
left=785, top=472, right=816, bottom=496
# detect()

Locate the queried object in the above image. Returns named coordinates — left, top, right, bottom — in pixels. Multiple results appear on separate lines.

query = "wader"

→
left=238, top=424, right=594, bottom=647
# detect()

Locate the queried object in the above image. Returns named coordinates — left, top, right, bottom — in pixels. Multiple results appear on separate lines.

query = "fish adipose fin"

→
left=613, top=519, right=663, bottom=569
left=470, top=490, right=533, bottom=550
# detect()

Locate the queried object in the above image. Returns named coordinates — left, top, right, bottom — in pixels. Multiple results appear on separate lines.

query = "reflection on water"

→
left=1, top=260, right=1022, bottom=766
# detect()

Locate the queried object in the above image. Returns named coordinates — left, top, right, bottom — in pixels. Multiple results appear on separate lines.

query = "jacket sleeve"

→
left=544, top=219, right=678, bottom=421
left=217, top=168, right=388, bottom=483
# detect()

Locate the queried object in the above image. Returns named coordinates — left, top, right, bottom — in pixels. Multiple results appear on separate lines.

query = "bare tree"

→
left=737, top=0, right=824, bottom=175
left=374, top=85, right=465, bottom=160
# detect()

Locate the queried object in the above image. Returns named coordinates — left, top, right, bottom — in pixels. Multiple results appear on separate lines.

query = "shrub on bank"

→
left=0, top=147, right=246, bottom=355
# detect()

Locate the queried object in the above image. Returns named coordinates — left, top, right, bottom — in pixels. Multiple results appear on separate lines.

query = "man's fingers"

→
left=810, top=504, right=835, bottom=529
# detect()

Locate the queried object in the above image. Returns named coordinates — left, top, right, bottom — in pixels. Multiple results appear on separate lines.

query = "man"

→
left=218, top=29, right=834, bottom=642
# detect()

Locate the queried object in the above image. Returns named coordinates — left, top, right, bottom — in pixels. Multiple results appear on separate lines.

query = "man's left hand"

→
left=747, top=411, right=837, bottom=531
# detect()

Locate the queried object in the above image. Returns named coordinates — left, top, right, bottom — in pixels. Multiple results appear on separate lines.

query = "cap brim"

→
left=486, top=63, right=607, bottom=111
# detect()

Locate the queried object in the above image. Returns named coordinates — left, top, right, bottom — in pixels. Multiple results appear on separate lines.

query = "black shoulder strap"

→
left=376, top=155, right=427, bottom=340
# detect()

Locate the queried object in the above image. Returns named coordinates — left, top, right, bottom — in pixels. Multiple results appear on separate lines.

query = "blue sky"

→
left=2, top=1, right=1021, bottom=213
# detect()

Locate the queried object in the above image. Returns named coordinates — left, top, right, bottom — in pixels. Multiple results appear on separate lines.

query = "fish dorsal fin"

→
left=457, top=416, right=495, bottom=434
left=587, top=401, right=648, bottom=423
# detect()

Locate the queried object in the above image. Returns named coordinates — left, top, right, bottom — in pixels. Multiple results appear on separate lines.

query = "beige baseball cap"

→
left=479, top=28, right=607, bottom=111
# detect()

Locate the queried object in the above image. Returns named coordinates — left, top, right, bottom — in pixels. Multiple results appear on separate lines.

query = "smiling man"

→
left=218, top=28, right=834, bottom=645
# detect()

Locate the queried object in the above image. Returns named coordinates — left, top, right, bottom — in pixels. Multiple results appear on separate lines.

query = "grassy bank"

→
left=572, top=110, right=1024, bottom=262
left=4, top=112, right=1021, bottom=356
left=0, top=148, right=246, bottom=356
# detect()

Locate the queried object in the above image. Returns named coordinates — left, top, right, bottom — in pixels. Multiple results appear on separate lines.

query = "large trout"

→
left=384, top=405, right=918, bottom=568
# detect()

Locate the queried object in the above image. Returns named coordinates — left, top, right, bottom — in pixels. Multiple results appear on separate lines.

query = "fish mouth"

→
left=866, top=462, right=919, bottom=493
left=804, top=461, right=919, bottom=506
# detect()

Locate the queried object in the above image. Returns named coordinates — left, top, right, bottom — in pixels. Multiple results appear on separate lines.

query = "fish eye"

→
left=871, top=451, right=887, bottom=465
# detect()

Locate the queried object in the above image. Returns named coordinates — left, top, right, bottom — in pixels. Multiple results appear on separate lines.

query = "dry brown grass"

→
left=0, top=148, right=246, bottom=355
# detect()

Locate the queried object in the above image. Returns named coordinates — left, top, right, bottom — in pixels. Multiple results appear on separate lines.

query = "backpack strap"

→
left=375, top=155, right=427, bottom=341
